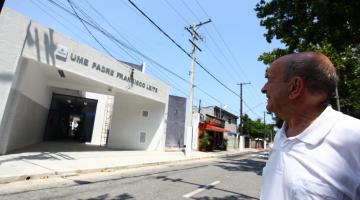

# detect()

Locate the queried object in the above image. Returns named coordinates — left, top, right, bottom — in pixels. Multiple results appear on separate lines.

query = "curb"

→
left=0, top=150, right=262, bottom=184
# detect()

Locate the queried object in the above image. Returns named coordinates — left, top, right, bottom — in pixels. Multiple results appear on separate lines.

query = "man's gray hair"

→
left=284, top=52, right=339, bottom=98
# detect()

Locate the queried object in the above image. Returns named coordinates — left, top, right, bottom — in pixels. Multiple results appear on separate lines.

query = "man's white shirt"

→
left=260, top=106, right=360, bottom=200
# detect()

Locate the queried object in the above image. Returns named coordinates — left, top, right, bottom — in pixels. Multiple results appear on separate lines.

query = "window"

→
left=142, top=110, right=149, bottom=117
left=140, top=132, right=146, bottom=143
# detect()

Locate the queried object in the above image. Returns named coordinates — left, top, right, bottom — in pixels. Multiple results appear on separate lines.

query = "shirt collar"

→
left=281, top=106, right=340, bottom=146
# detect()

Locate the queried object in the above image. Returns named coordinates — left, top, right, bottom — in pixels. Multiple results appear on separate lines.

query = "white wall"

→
left=0, top=8, right=32, bottom=154
left=16, top=59, right=52, bottom=108
left=85, top=92, right=107, bottom=145
left=21, top=20, right=169, bottom=105
left=0, top=8, right=29, bottom=117
left=108, top=92, right=168, bottom=151
left=6, top=58, right=51, bottom=152
left=0, top=8, right=170, bottom=153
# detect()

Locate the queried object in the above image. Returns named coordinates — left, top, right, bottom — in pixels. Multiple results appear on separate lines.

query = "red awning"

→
left=203, top=124, right=231, bottom=132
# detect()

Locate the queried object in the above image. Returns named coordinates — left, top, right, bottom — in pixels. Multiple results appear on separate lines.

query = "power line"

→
left=163, top=1, right=239, bottom=84
left=183, top=0, right=264, bottom=118
left=181, top=0, right=245, bottom=82
left=160, top=2, right=261, bottom=117
left=194, top=0, right=264, bottom=101
left=193, top=0, right=246, bottom=80
left=30, top=0, right=89, bottom=44
left=46, top=0, right=239, bottom=115
left=128, top=0, right=240, bottom=99
left=147, top=66, right=189, bottom=97
left=173, top=0, right=262, bottom=111
left=128, top=0, right=191, bottom=58
left=127, top=0, right=260, bottom=117
left=67, top=0, right=117, bottom=60
left=84, top=0, right=143, bottom=63
left=70, top=0, right=141, bottom=63
left=163, top=0, right=190, bottom=25
left=48, top=0, right=190, bottom=86
left=180, top=0, right=201, bottom=22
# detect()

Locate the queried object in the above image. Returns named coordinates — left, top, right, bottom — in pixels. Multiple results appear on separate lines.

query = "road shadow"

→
left=155, top=175, right=259, bottom=199
left=192, top=194, right=259, bottom=200
left=0, top=152, right=75, bottom=165
left=0, top=142, right=118, bottom=164
left=0, top=164, right=209, bottom=196
left=214, top=157, right=266, bottom=176
left=81, top=193, right=134, bottom=200
left=8, top=141, right=114, bottom=153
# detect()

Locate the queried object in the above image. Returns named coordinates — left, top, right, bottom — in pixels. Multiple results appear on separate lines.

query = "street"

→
left=0, top=152, right=267, bottom=200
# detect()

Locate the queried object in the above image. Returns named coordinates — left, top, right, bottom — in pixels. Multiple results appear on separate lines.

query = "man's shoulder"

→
left=328, top=111, right=360, bottom=146
left=336, top=112, right=360, bottom=130
left=325, top=107, right=360, bottom=129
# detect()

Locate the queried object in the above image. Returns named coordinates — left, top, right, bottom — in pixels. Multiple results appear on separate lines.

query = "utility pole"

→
left=263, top=111, right=266, bottom=138
left=334, top=70, right=341, bottom=111
left=237, top=82, right=251, bottom=136
left=263, top=111, right=267, bottom=149
left=198, top=99, right=201, bottom=113
left=184, top=19, right=211, bottom=156
left=335, top=83, right=341, bottom=111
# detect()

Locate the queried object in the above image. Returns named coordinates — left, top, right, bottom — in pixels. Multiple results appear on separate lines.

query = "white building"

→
left=0, top=8, right=170, bottom=154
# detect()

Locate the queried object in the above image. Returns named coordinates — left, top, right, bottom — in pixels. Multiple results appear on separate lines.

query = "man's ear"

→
left=288, top=77, right=304, bottom=99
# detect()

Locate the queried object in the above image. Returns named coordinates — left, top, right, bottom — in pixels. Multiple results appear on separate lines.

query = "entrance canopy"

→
left=202, top=124, right=230, bottom=133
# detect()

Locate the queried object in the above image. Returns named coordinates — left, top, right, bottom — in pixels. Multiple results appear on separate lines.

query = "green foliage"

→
left=200, top=132, right=211, bottom=149
left=255, top=0, right=360, bottom=52
left=255, top=0, right=360, bottom=118
left=241, top=114, right=273, bottom=138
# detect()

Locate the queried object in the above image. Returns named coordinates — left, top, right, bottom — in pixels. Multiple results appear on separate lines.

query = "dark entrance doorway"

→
left=44, top=93, right=97, bottom=142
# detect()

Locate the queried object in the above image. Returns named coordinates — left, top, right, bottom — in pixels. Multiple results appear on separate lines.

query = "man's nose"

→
left=261, top=85, right=267, bottom=94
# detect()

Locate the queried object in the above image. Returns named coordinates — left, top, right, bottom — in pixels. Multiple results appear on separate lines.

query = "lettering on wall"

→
left=56, top=48, right=158, bottom=93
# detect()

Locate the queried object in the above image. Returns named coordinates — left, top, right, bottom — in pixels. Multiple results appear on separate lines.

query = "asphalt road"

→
left=0, top=152, right=267, bottom=200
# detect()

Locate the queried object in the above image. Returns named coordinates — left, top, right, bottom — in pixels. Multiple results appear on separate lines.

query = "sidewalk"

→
left=0, top=142, right=260, bottom=184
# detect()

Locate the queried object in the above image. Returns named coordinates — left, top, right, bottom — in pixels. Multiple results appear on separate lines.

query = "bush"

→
left=200, top=132, right=211, bottom=151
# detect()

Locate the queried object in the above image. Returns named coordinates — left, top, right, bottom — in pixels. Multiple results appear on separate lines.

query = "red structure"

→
left=198, top=114, right=230, bottom=151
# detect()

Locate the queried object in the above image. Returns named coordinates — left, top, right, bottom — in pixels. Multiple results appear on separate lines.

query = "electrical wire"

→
left=84, top=0, right=143, bottom=64
left=69, top=0, right=141, bottom=64
left=46, top=0, right=243, bottom=115
left=31, top=0, right=94, bottom=46
left=194, top=0, right=264, bottom=101
left=127, top=0, right=240, bottom=98
left=163, top=0, right=190, bottom=25
left=67, top=0, right=117, bottom=61
left=127, top=0, right=261, bottom=118
left=163, top=0, right=239, bottom=83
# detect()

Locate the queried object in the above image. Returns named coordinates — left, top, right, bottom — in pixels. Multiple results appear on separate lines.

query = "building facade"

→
left=0, top=8, right=170, bottom=154
left=196, top=106, right=239, bottom=150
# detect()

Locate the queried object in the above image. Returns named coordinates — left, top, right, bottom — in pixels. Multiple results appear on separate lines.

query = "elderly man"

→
left=260, top=52, right=360, bottom=200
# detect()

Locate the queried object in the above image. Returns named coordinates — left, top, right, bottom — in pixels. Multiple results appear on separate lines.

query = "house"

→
left=195, top=106, right=239, bottom=151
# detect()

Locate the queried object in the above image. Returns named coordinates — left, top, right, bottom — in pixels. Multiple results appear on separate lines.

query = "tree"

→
left=241, top=114, right=273, bottom=139
left=241, top=114, right=252, bottom=135
left=255, top=0, right=360, bottom=118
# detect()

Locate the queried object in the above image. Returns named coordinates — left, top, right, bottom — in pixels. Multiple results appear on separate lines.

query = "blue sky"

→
left=5, top=0, right=283, bottom=123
